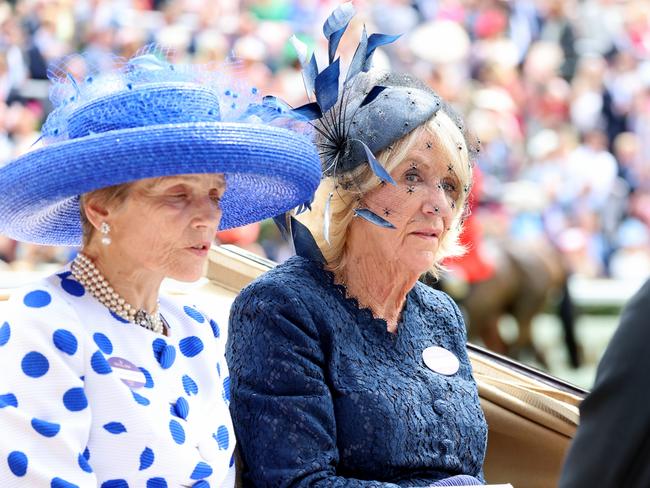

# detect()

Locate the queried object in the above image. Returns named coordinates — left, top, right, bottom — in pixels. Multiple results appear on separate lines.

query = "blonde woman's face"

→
left=348, top=135, right=462, bottom=276
left=103, top=174, right=225, bottom=282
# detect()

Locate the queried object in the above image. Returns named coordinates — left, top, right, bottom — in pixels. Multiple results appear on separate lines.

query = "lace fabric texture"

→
left=227, top=255, right=487, bottom=487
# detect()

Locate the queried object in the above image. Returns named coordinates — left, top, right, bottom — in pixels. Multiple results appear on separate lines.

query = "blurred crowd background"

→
left=1, top=0, right=649, bottom=283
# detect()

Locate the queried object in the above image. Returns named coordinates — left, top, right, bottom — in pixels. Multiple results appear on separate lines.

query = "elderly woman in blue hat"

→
left=0, top=47, right=320, bottom=487
left=227, top=6, right=487, bottom=487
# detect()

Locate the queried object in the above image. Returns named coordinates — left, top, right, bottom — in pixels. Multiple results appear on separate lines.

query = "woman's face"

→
left=348, top=134, right=462, bottom=276
left=104, top=174, right=225, bottom=282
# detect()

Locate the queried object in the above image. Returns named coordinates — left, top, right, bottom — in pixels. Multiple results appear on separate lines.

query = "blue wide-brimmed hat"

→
left=0, top=47, right=321, bottom=245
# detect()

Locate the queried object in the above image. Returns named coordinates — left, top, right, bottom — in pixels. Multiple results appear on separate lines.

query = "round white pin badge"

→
left=422, top=346, right=460, bottom=375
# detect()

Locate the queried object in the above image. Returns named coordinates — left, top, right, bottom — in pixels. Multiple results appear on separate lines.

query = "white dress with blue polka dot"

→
left=0, top=268, right=235, bottom=488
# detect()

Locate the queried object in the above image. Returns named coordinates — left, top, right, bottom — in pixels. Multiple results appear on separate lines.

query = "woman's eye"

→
left=441, top=181, right=457, bottom=192
left=404, top=172, right=421, bottom=183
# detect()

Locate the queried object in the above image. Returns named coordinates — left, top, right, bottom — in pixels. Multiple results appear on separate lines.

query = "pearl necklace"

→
left=71, top=253, right=165, bottom=334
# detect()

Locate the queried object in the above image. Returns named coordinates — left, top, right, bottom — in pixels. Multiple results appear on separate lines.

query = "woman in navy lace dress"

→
left=227, top=7, right=487, bottom=487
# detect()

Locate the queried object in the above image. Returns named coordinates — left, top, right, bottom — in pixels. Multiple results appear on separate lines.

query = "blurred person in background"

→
left=0, top=0, right=648, bottom=279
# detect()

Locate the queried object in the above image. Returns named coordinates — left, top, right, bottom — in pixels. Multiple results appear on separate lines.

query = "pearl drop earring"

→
left=100, top=222, right=111, bottom=246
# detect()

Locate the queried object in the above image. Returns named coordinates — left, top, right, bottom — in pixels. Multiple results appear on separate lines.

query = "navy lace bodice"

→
left=227, top=256, right=487, bottom=487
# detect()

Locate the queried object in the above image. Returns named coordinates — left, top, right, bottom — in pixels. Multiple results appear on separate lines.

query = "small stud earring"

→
left=100, top=222, right=111, bottom=246
left=434, top=207, right=440, bottom=213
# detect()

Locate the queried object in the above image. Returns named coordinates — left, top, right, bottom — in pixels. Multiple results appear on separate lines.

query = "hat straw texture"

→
left=0, top=47, right=321, bottom=245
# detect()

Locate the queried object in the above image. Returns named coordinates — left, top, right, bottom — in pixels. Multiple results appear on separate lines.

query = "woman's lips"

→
left=411, top=232, right=439, bottom=241
left=410, top=229, right=440, bottom=241
left=186, top=242, right=210, bottom=256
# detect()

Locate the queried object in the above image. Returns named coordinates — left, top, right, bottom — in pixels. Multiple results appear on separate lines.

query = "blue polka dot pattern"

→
left=209, top=319, right=220, bottom=338
left=215, top=425, right=229, bottom=450
left=183, top=305, right=205, bottom=323
left=216, top=362, right=221, bottom=377
left=0, top=393, right=18, bottom=408
left=140, top=367, right=154, bottom=388
left=7, top=450, right=28, bottom=476
left=172, top=397, right=189, bottom=419
left=21, top=351, right=49, bottom=378
left=78, top=453, right=92, bottom=473
left=93, top=333, right=113, bottom=354
left=229, top=453, right=235, bottom=467
left=169, top=419, right=185, bottom=444
left=193, top=481, right=209, bottom=488
left=0, top=321, right=10, bottom=346
left=179, top=336, right=204, bottom=358
left=57, top=271, right=72, bottom=279
left=60, top=277, right=84, bottom=297
left=62, top=387, right=88, bottom=411
left=53, top=329, right=78, bottom=355
left=222, top=376, right=231, bottom=402
left=139, top=447, right=154, bottom=470
left=190, top=461, right=213, bottom=480
left=110, top=311, right=129, bottom=323
left=103, top=422, right=127, bottom=434
left=82, top=447, right=90, bottom=460
left=158, top=345, right=176, bottom=369
left=152, top=339, right=176, bottom=369
left=182, top=375, right=199, bottom=396
left=91, top=351, right=112, bottom=375
left=132, top=391, right=150, bottom=406
left=23, top=289, right=51, bottom=308
left=51, top=478, right=79, bottom=488
left=146, top=478, right=167, bottom=488
left=152, top=338, right=166, bottom=356
left=31, top=418, right=61, bottom=437
left=100, top=480, right=128, bottom=488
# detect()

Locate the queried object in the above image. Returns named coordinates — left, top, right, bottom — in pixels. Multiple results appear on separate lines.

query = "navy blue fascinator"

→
left=0, top=45, right=322, bottom=246
left=272, top=3, right=477, bottom=260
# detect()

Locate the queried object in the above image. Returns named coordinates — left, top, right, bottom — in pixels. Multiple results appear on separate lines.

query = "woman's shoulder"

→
left=235, top=255, right=324, bottom=303
left=2, top=270, right=90, bottom=359
left=7, top=269, right=84, bottom=317
left=412, top=280, right=460, bottom=314
left=410, top=281, right=466, bottom=335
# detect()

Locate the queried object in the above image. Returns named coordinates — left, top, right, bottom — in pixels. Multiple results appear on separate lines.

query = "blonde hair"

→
left=299, top=110, right=473, bottom=278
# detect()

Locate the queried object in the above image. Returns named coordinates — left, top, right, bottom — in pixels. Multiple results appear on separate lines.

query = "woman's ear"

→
left=82, top=195, right=111, bottom=232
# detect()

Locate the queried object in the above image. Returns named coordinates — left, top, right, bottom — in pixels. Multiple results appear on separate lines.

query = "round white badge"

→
left=422, top=346, right=460, bottom=375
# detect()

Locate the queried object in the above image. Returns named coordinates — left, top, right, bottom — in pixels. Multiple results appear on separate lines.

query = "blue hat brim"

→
left=0, top=122, right=321, bottom=245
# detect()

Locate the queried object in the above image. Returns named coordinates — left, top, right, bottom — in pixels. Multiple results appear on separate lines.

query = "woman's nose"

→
left=192, top=195, right=222, bottom=230
left=422, top=183, right=453, bottom=218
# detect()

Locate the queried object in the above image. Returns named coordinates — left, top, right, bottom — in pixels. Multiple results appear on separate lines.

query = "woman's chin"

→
left=403, top=253, right=436, bottom=277
left=167, top=264, right=206, bottom=283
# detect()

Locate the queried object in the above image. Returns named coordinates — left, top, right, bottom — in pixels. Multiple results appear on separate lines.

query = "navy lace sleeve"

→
left=227, top=256, right=487, bottom=487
